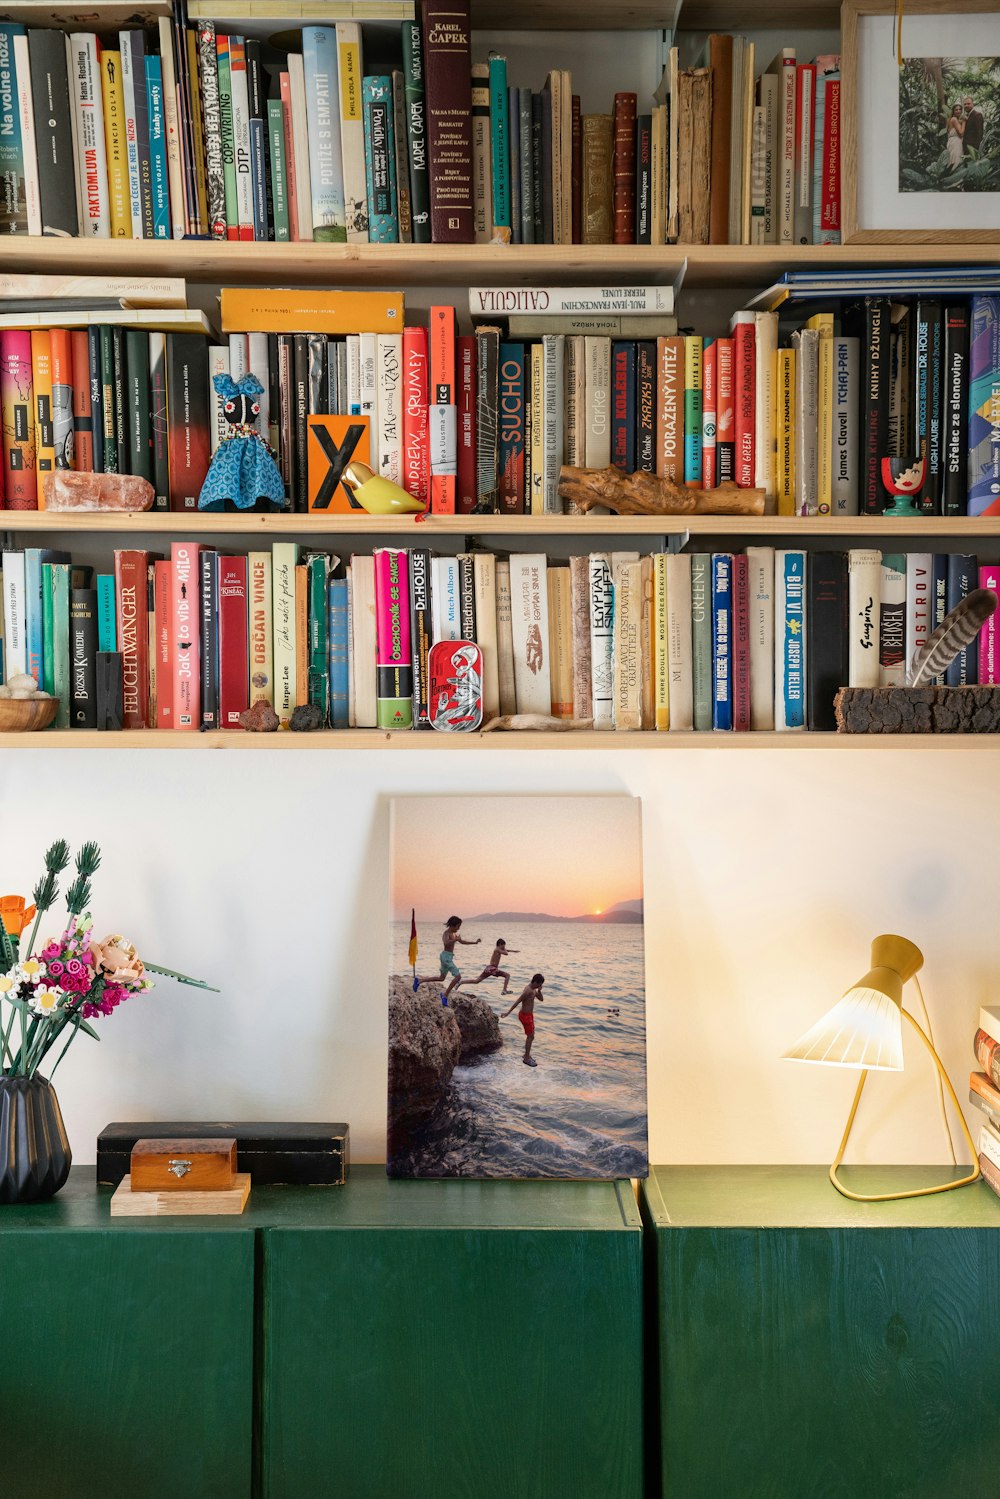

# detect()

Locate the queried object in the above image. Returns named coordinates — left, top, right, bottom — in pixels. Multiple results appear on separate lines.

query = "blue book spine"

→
left=945, top=553, right=978, bottom=686
left=611, top=342, right=636, bottom=473
left=328, top=578, right=349, bottom=728
left=145, top=56, right=170, bottom=239
left=968, top=295, right=1000, bottom=516
left=363, top=75, right=398, bottom=243
left=0, top=27, right=26, bottom=233
left=489, top=54, right=509, bottom=237
left=96, top=573, right=117, bottom=653
left=302, top=27, right=346, bottom=243
left=249, top=116, right=267, bottom=241
left=778, top=550, right=806, bottom=729
left=711, top=553, right=733, bottom=731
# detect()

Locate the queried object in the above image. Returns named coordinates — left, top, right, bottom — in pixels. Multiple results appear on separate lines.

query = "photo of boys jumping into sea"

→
left=389, top=796, right=648, bottom=1180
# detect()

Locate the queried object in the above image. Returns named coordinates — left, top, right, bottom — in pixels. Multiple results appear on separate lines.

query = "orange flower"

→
left=0, top=896, right=36, bottom=937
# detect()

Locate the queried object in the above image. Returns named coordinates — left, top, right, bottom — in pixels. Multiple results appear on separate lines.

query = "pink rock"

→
left=43, top=471, right=155, bottom=511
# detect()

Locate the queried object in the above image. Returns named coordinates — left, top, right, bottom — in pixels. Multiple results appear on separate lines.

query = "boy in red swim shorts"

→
left=502, top=974, right=544, bottom=1068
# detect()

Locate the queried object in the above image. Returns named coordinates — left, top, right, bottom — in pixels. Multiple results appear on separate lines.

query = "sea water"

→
left=391, top=919, right=648, bottom=1178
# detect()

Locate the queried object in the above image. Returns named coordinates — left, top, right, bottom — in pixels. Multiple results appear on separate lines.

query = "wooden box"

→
left=97, top=1121, right=350, bottom=1187
left=130, top=1137, right=237, bottom=1192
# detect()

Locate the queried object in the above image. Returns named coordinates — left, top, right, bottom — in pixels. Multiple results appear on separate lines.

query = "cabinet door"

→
left=661, top=1225, right=1000, bottom=1499
left=1, top=1228, right=254, bottom=1499
left=261, top=1225, right=643, bottom=1499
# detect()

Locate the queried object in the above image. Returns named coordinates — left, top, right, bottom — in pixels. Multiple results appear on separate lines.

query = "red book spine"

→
left=975, top=1029, right=1000, bottom=1092
left=154, top=559, right=173, bottom=729
left=821, top=79, right=840, bottom=235
left=716, top=335, right=735, bottom=483
left=1, top=330, right=36, bottom=509
left=429, top=304, right=456, bottom=514
left=422, top=0, right=474, bottom=243
left=113, top=549, right=151, bottom=729
left=166, top=334, right=211, bottom=511
left=732, top=551, right=750, bottom=730
left=171, top=541, right=200, bottom=729
left=732, top=318, right=755, bottom=487
left=402, top=325, right=429, bottom=507
left=571, top=94, right=582, bottom=243
left=612, top=92, right=637, bottom=245
left=218, top=554, right=249, bottom=728
left=456, top=335, right=477, bottom=514
left=702, top=339, right=717, bottom=489
left=280, top=71, right=298, bottom=244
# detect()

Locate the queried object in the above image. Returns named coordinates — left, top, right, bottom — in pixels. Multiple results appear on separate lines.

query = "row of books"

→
left=3, top=544, right=997, bottom=736
left=970, top=1012, right=1000, bottom=1202
left=0, top=9, right=841, bottom=248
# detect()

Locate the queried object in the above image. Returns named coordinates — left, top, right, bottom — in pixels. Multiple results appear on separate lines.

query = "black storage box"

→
left=97, top=1122, right=350, bottom=1188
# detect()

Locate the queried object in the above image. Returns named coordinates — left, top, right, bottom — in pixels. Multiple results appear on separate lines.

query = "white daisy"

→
left=29, top=984, right=61, bottom=1016
left=18, top=958, right=45, bottom=981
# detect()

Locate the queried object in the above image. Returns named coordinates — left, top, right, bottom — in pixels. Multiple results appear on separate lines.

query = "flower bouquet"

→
left=0, top=840, right=214, bottom=1203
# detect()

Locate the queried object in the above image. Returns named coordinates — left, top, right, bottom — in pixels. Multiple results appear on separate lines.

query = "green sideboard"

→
left=641, top=1165, right=1000, bottom=1499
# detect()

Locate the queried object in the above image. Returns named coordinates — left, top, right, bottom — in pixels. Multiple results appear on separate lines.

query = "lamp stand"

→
left=829, top=1008, right=982, bottom=1203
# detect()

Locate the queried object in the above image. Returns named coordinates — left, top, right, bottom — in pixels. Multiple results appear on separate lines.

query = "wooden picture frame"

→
left=841, top=0, right=1000, bottom=242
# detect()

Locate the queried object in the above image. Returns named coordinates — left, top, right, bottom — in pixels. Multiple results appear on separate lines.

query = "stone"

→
left=239, top=699, right=280, bottom=732
left=387, top=977, right=503, bottom=1134
left=290, top=704, right=325, bottom=731
left=449, top=993, right=503, bottom=1060
left=6, top=674, right=37, bottom=692
left=43, top=470, right=155, bottom=512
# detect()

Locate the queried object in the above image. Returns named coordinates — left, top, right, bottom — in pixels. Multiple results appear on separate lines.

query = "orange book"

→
left=429, top=304, right=456, bottom=515
left=295, top=564, right=309, bottom=705
left=30, top=331, right=54, bottom=506
left=971, top=1071, right=1000, bottom=1114
left=219, top=288, right=404, bottom=335
left=306, top=415, right=372, bottom=513
left=71, top=330, right=94, bottom=473
left=656, top=334, right=684, bottom=482
left=49, top=329, right=74, bottom=473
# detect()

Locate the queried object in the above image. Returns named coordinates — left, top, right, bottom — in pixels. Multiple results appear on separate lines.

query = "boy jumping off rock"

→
left=503, top=974, right=545, bottom=1067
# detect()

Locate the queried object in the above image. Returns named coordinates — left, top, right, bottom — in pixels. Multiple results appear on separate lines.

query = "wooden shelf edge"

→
left=3, top=729, right=999, bottom=749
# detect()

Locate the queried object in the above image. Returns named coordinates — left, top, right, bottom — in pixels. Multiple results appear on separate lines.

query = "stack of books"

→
left=971, top=1009, right=1000, bottom=1199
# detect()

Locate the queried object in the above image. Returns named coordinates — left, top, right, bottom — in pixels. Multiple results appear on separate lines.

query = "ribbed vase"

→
left=0, top=1074, right=72, bottom=1204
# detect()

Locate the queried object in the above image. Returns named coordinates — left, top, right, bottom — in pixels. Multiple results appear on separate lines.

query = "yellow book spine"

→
left=530, top=342, right=544, bottom=516
left=30, top=330, right=53, bottom=504
left=813, top=329, right=833, bottom=517
left=101, top=52, right=131, bottom=238
left=777, top=347, right=795, bottom=516
left=219, top=288, right=405, bottom=335
left=248, top=551, right=274, bottom=706
left=653, top=551, right=669, bottom=729
left=294, top=565, right=309, bottom=707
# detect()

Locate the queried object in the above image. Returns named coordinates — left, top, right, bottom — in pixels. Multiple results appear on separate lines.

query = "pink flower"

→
left=65, top=958, right=84, bottom=977
left=82, top=1002, right=98, bottom=1020
left=47, top=960, right=64, bottom=978
left=40, top=943, right=61, bottom=961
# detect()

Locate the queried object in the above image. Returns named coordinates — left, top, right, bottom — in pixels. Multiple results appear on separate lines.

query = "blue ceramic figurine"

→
left=198, top=373, right=287, bottom=511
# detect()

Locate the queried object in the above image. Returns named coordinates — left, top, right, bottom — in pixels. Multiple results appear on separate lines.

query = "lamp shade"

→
left=782, top=935, right=924, bottom=1072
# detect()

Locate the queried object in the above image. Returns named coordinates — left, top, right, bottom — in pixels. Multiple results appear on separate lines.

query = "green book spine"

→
left=124, top=330, right=152, bottom=481
left=50, top=561, right=71, bottom=728
left=267, top=99, right=289, bottom=241
left=217, top=37, right=238, bottom=237
left=98, top=325, right=117, bottom=474
left=307, top=554, right=329, bottom=719
left=401, top=21, right=430, bottom=244
left=690, top=551, right=713, bottom=731
left=488, top=54, right=510, bottom=237
left=96, top=573, right=117, bottom=653
left=41, top=562, right=55, bottom=696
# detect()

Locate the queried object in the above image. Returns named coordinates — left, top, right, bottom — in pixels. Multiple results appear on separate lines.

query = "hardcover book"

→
left=510, top=552, right=551, bottom=713
left=219, top=554, right=249, bottom=728
left=774, top=549, right=806, bottom=731
left=421, top=0, right=473, bottom=242
left=807, top=550, right=848, bottom=730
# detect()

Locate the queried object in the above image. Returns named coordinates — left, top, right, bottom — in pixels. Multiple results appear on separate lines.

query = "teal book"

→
left=216, top=35, right=238, bottom=239
left=0, top=27, right=27, bottom=232
left=307, top=554, right=329, bottom=719
left=302, top=27, right=346, bottom=243
left=267, top=99, right=290, bottom=241
left=44, top=561, right=71, bottom=728
left=488, top=53, right=510, bottom=239
left=24, top=548, right=68, bottom=688
left=328, top=578, right=349, bottom=728
left=363, top=75, right=398, bottom=243
left=690, top=551, right=713, bottom=731
left=96, top=573, right=117, bottom=653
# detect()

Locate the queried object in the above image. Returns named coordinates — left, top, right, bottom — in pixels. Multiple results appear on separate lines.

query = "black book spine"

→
left=277, top=333, right=294, bottom=493
left=531, top=92, right=543, bottom=244
left=475, top=326, right=500, bottom=512
left=325, top=338, right=338, bottom=415
left=88, top=327, right=104, bottom=475
left=70, top=588, right=98, bottom=729
left=806, top=550, right=848, bottom=731
left=149, top=333, right=169, bottom=510
left=943, top=304, right=969, bottom=516
left=847, top=297, right=890, bottom=515
left=112, top=327, right=129, bottom=475
left=915, top=299, right=943, bottom=513
left=636, top=340, right=656, bottom=474
left=124, top=329, right=152, bottom=481
left=96, top=651, right=123, bottom=731
left=508, top=85, right=521, bottom=245
left=540, top=89, right=553, bottom=245
left=293, top=333, right=309, bottom=511
left=245, top=40, right=271, bottom=239
left=99, top=325, right=117, bottom=474
left=402, top=21, right=430, bottom=244
left=200, top=548, right=219, bottom=728
left=945, top=553, right=978, bottom=685
left=267, top=331, right=279, bottom=449
left=458, top=553, right=476, bottom=641
left=307, top=333, right=326, bottom=415
left=635, top=113, right=652, bottom=244
left=409, top=545, right=432, bottom=727
left=27, top=29, right=78, bottom=237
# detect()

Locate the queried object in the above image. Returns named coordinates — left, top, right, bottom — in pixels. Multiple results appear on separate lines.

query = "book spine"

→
left=545, top=566, right=572, bottom=718
left=474, top=325, right=499, bottom=512
left=820, top=76, right=840, bottom=242
left=401, top=22, right=430, bottom=245
left=363, top=75, right=397, bottom=243
left=745, top=545, right=775, bottom=730
left=774, top=550, right=806, bottom=731
left=22, top=548, right=44, bottom=685
left=216, top=553, right=249, bottom=729
left=488, top=53, right=509, bottom=242
left=216, top=36, right=237, bottom=238
left=611, top=341, right=636, bottom=474
left=980, top=564, right=1000, bottom=685
left=582, top=113, right=611, bottom=245
left=905, top=552, right=932, bottom=683
left=373, top=547, right=412, bottom=728
left=0, top=27, right=27, bottom=233
left=409, top=545, right=431, bottom=728
left=11, top=35, right=38, bottom=236
left=303, top=28, right=345, bottom=244
left=813, top=323, right=833, bottom=515
left=588, top=553, right=613, bottom=730
left=507, top=84, right=520, bottom=245
left=530, top=342, right=544, bottom=513
left=636, top=340, right=656, bottom=475
left=456, top=334, right=476, bottom=513
left=700, top=339, right=717, bottom=488
left=1, top=550, right=26, bottom=677
left=542, top=334, right=564, bottom=514
left=228, top=39, right=254, bottom=240
left=196, top=23, right=225, bottom=238
left=144, top=55, right=169, bottom=238
left=830, top=336, right=858, bottom=515
left=855, top=297, right=891, bottom=515
left=48, top=561, right=70, bottom=727
left=28, top=29, right=78, bottom=237
left=774, top=53, right=795, bottom=243
left=170, top=541, right=199, bottom=729
left=878, top=553, right=906, bottom=687
left=97, top=323, right=116, bottom=474
left=199, top=547, right=218, bottom=728
left=306, top=554, right=328, bottom=719
left=266, top=100, right=289, bottom=241
left=271, top=541, right=299, bottom=723
left=293, top=334, right=309, bottom=509
left=30, top=331, right=52, bottom=495
left=635, top=112, right=652, bottom=245
left=495, top=557, right=516, bottom=714
left=612, top=92, right=636, bottom=245
left=775, top=345, right=795, bottom=514
left=69, top=33, right=109, bottom=238
left=124, top=328, right=151, bottom=482
left=520, top=87, right=534, bottom=245
left=95, top=572, right=116, bottom=654
left=915, top=300, right=942, bottom=514
left=470, top=62, right=491, bottom=244
left=497, top=342, right=525, bottom=514
left=943, top=305, right=969, bottom=516
left=715, top=336, right=735, bottom=484
left=147, top=331, right=167, bottom=509
left=376, top=331, right=402, bottom=485
left=569, top=553, right=592, bottom=720
left=431, top=555, right=459, bottom=642
left=975, top=1030, right=1000, bottom=1093
left=732, top=552, right=750, bottom=731
left=731, top=314, right=755, bottom=487
left=117, top=32, right=142, bottom=239
left=164, top=334, right=208, bottom=510
left=684, top=335, right=703, bottom=486
left=99, top=50, right=129, bottom=237
left=944, top=554, right=977, bottom=686
left=69, top=587, right=97, bottom=729
left=793, top=64, right=814, bottom=245
left=711, top=553, right=732, bottom=731
left=457, top=551, right=476, bottom=643
left=583, top=336, right=610, bottom=470
left=1, top=330, right=35, bottom=508
left=791, top=328, right=818, bottom=515
left=690, top=552, right=712, bottom=730
left=656, top=335, right=683, bottom=481
left=428, top=304, right=456, bottom=514
left=612, top=556, right=641, bottom=730
left=111, top=327, right=128, bottom=475
left=422, top=0, right=473, bottom=243
left=968, top=296, right=1000, bottom=517
left=805, top=550, right=849, bottom=729
left=402, top=325, right=429, bottom=508
left=328, top=578, right=349, bottom=728
left=847, top=548, right=880, bottom=688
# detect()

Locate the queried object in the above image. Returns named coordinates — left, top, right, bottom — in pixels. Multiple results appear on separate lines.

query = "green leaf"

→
left=144, top=961, right=219, bottom=992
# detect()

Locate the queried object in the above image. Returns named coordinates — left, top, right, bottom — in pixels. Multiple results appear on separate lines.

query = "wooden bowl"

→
left=0, top=697, right=59, bottom=732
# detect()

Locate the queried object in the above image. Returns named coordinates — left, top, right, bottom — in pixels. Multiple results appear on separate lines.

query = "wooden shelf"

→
left=6, top=511, right=1000, bottom=538
left=4, top=729, right=998, bottom=749
left=0, top=238, right=993, bottom=289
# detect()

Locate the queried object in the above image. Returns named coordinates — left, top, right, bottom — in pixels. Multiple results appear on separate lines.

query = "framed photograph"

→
left=842, top=0, right=1000, bottom=242
left=387, top=795, right=648, bottom=1180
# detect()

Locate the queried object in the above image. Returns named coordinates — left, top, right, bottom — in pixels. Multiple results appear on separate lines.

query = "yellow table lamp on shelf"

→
left=783, top=934, right=980, bottom=1203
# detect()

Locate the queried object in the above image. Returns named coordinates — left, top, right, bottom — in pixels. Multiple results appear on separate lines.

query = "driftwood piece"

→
left=836, top=686, right=1000, bottom=734
left=481, top=714, right=595, bottom=732
left=557, top=465, right=766, bottom=517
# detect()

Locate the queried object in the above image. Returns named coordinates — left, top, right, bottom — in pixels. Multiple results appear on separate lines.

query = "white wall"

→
left=2, top=746, right=994, bottom=1168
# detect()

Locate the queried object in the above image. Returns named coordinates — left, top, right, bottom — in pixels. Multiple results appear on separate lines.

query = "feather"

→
left=907, top=588, right=998, bottom=686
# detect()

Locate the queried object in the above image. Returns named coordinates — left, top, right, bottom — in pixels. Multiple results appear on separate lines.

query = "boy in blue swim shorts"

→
left=416, top=916, right=481, bottom=1003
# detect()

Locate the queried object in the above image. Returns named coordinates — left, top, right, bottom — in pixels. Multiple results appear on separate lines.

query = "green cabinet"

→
left=0, top=1173, right=255, bottom=1499
left=642, top=1165, right=1000, bottom=1499
left=259, top=1169, right=644, bottom=1499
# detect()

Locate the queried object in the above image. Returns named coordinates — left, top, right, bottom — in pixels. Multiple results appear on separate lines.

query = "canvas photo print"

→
left=899, top=55, right=1000, bottom=194
left=387, top=795, right=648, bottom=1179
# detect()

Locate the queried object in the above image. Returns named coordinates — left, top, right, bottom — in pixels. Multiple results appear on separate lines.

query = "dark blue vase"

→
left=0, top=1074, right=72, bottom=1203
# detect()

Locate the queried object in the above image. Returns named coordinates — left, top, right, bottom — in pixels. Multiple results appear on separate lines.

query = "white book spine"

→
left=564, top=335, right=585, bottom=468
left=345, top=334, right=361, bottom=414
left=612, top=557, right=643, bottom=731
left=69, top=34, right=111, bottom=238
left=302, top=27, right=346, bottom=241
left=2, top=549, right=27, bottom=678
left=584, top=336, right=611, bottom=467
left=247, top=331, right=269, bottom=436
left=979, top=1123, right=1000, bottom=1173
left=878, top=553, right=906, bottom=687
left=118, top=32, right=143, bottom=239
left=359, top=331, right=377, bottom=433
left=848, top=548, right=882, bottom=688
left=471, top=63, right=491, bottom=244
left=905, top=553, right=932, bottom=681
left=495, top=557, right=517, bottom=715
left=588, top=553, right=614, bottom=730
left=665, top=553, right=693, bottom=731
left=753, top=311, right=778, bottom=502
left=287, top=52, right=313, bottom=241
left=509, top=553, right=551, bottom=713
left=473, top=552, right=500, bottom=721
left=208, top=344, right=231, bottom=451
left=351, top=553, right=377, bottom=727
left=431, top=556, right=460, bottom=643
left=156, top=17, right=185, bottom=238
left=65, top=36, right=85, bottom=234
left=230, top=49, right=255, bottom=239
left=469, top=285, right=677, bottom=317
left=542, top=334, right=564, bottom=514
left=335, top=23, right=368, bottom=244
left=13, top=36, right=41, bottom=236
left=745, top=545, right=775, bottom=729
left=791, top=327, right=818, bottom=516
left=794, top=64, right=813, bottom=243
left=749, top=103, right=766, bottom=246
left=760, top=72, right=777, bottom=242
left=271, top=541, right=299, bottom=724
left=831, top=336, right=859, bottom=515
left=376, top=332, right=402, bottom=484
left=773, top=52, right=795, bottom=244
left=228, top=332, right=249, bottom=383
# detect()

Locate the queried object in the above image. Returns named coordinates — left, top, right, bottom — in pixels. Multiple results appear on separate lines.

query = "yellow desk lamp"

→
left=783, top=934, right=980, bottom=1203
